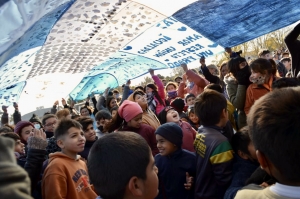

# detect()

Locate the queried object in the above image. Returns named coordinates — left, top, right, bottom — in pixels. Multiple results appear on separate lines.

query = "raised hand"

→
left=184, top=172, right=193, bottom=190
left=148, top=68, right=155, bottom=76
left=181, top=63, right=188, bottom=72
left=54, top=100, right=59, bottom=106
left=126, top=79, right=131, bottom=86
left=61, top=98, right=67, bottom=106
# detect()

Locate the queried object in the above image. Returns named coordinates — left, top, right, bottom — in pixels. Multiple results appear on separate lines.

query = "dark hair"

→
left=76, top=117, right=94, bottom=131
left=231, top=126, right=251, bottom=155
left=112, top=89, right=119, bottom=94
left=42, top=114, right=57, bottom=125
left=258, top=49, right=270, bottom=57
left=80, top=106, right=92, bottom=115
left=106, top=96, right=117, bottom=110
left=110, top=106, right=118, bottom=114
left=194, top=89, right=227, bottom=126
left=280, top=57, right=291, bottom=63
left=54, top=119, right=82, bottom=139
left=88, top=132, right=150, bottom=199
left=250, top=58, right=276, bottom=76
left=145, top=83, right=165, bottom=105
left=272, top=77, right=300, bottom=89
left=134, top=86, right=144, bottom=91
left=104, top=112, right=125, bottom=133
left=2, top=132, right=21, bottom=142
left=95, top=110, right=112, bottom=121
left=71, top=114, right=80, bottom=120
left=187, top=106, right=195, bottom=116
left=247, top=87, right=300, bottom=182
left=185, top=93, right=195, bottom=103
left=205, top=84, right=223, bottom=93
left=0, top=126, right=14, bottom=134
left=133, top=90, right=145, bottom=100
left=228, top=57, right=247, bottom=78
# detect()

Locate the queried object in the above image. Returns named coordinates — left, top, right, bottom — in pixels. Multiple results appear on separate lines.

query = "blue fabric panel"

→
left=0, top=82, right=26, bottom=106
left=173, top=0, right=300, bottom=47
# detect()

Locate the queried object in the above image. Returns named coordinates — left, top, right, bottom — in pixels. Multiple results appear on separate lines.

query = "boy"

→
left=155, top=123, right=196, bottom=199
left=88, top=131, right=159, bottom=199
left=42, top=119, right=97, bottom=199
left=185, top=93, right=195, bottom=107
left=194, top=89, right=233, bottom=199
left=95, top=110, right=112, bottom=136
left=235, top=87, right=300, bottom=198
left=224, top=127, right=259, bottom=199
left=1, top=132, right=25, bottom=159
left=158, top=106, right=196, bottom=152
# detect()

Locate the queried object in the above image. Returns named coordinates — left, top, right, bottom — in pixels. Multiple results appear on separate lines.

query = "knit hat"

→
left=155, top=122, right=183, bottom=147
left=14, top=121, right=34, bottom=141
left=29, top=114, right=42, bottom=125
left=170, top=98, right=185, bottom=113
left=157, top=106, right=175, bottom=125
left=118, top=100, right=143, bottom=122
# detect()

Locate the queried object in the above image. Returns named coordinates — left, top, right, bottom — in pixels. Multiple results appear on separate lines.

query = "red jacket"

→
left=179, top=120, right=197, bottom=152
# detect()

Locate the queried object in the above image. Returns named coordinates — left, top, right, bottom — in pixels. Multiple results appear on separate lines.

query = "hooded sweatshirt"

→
left=42, top=152, right=97, bottom=199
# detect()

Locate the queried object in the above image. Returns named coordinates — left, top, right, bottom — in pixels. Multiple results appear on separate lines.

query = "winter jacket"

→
left=224, top=154, right=259, bottom=199
left=194, top=126, right=233, bottom=199
left=46, top=136, right=61, bottom=156
left=178, top=70, right=209, bottom=98
left=244, top=77, right=277, bottom=115
left=0, top=136, right=33, bottom=199
left=25, top=137, right=48, bottom=198
left=78, top=137, right=97, bottom=160
left=151, top=75, right=166, bottom=115
left=1, top=112, right=8, bottom=125
left=13, top=110, right=22, bottom=124
left=224, top=74, right=247, bottom=129
left=285, top=22, right=300, bottom=77
left=121, top=124, right=159, bottom=156
left=42, top=153, right=97, bottom=199
left=155, top=149, right=196, bottom=199
left=178, top=120, right=197, bottom=152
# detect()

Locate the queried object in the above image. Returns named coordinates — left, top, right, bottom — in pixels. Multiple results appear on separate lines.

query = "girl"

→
left=165, top=81, right=179, bottom=104
left=224, top=57, right=251, bottom=129
left=144, top=69, right=166, bottom=115
left=105, top=100, right=158, bottom=156
left=244, top=58, right=280, bottom=114
left=187, top=107, right=200, bottom=131
left=127, top=90, right=161, bottom=130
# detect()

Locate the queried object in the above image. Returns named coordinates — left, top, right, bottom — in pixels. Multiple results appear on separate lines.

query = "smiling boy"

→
left=42, top=119, right=97, bottom=199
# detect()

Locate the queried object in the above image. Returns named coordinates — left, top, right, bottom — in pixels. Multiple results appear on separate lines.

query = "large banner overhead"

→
left=0, top=0, right=300, bottom=114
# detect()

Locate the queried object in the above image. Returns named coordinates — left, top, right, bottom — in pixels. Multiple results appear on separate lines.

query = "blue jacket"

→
left=224, top=154, right=259, bottom=199
left=155, top=149, right=196, bottom=199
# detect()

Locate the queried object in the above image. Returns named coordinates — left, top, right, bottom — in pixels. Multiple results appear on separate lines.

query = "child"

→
left=194, top=89, right=233, bottom=199
left=1, top=132, right=25, bottom=160
left=187, top=107, right=200, bottom=131
left=155, top=123, right=196, bottom=199
left=170, top=97, right=189, bottom=122
left=165, top=81, right=179, bottom=103
left=224, top=127, right=259, bottom=199
left=244, top=58, right=280, bottom=115
left=76, top=116, right=97, bottom=160
left=185, top=93, right=195, bottom=107
left=88, top=131, right=159, bottom=199
left=42, top=119, right=97, bottom=199
left=127, top=90, right=161, bottom=130
left=158, top=106, right=196, bottom=152
left=235, top=87, right=300, bottom=198
left=95, top=109, right=112, bottom=137
left=106, top=100, right=158, bottom=155
left=145, top=69, right=166, bottom=115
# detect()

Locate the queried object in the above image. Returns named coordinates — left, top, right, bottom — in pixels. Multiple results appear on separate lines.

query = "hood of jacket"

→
left=48, top=152, right=81, bottom=164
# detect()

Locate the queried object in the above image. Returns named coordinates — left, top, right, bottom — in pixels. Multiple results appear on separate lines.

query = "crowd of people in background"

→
left=0, top=22, right=300, bottom=199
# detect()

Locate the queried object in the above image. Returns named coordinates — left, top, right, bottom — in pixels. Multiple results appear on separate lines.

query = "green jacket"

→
left=224, top=74, right=247, bottom=129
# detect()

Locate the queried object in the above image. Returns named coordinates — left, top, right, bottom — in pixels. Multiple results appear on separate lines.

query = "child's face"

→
left=15, top=139, right=25, bottom=154
left=186, top=97, right=195, bottom=106
left=59, top=127, right=86, bottom=155
left=166, top=109, right=180, bottom=123
left=134, top=94, right=147, bottom=107
left=111, top=110, right=117, bottom=118
left=127, top=113, right=143, bottom=129
left=166, top=85, right=176, bottom=92
left=80, top=108, right=90, bottom=116
left=44, top=117, right=58, bottom=132
left=189, top=112, right=199, bottom=124
left=249, top=70, right=266, bottom=85
left=109, top=99, right=117, bottom=109
left=20, top=125, right=34, bottom=142
left=84, top=124, right=96, bottom=142
left=141, top=150, right=159, bottom=199
left=156, top=134, right=177, bottom=156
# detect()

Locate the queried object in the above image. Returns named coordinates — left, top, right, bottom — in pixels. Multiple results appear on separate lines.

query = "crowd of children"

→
left=0, top=22, right=300, bottom=199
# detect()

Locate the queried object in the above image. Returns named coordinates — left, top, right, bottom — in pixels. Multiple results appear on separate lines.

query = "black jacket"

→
left=285, top=22, right=300, bottom=77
